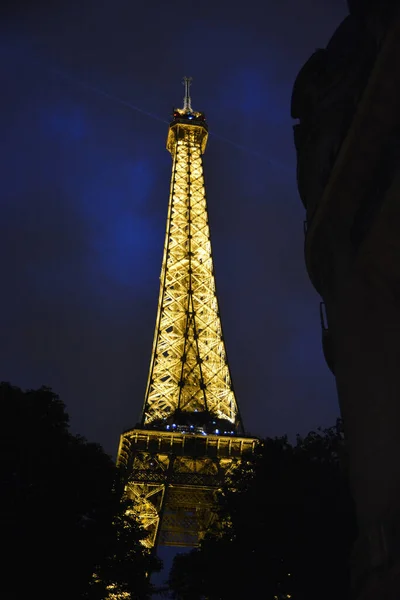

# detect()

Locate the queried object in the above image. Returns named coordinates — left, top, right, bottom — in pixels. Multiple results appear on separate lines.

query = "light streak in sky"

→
left=44, top=63, right=291, bottom=172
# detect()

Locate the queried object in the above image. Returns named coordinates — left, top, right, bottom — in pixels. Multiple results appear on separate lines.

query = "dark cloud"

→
left=0, top=0, right=347, bottom=454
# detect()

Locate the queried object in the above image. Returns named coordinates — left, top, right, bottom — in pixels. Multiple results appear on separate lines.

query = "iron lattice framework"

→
left=118, top=430, right=257, bottom=547
left=142, top=102, right=241, bottom=430
left=117, top=79, right=257, bottom=548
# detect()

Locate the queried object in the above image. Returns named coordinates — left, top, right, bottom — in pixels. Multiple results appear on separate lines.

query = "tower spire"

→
left=182, top=76, right=193, bottom=112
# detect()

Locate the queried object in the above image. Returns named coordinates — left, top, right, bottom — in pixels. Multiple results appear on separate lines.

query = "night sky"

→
left=1, top=0, right=348, bottom=457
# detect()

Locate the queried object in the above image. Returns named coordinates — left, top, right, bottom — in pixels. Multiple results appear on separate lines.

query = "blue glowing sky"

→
left=0, top=0, right=348, bottom=454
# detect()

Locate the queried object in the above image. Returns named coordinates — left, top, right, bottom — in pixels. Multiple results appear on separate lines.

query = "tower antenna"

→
left=182, top=76, right=193, bottom=112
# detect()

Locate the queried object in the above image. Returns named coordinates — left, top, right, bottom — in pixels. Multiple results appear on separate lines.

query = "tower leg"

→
left=119, top=429, right=257, bottom=549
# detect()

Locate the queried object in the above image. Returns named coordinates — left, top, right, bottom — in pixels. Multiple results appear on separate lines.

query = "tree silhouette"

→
left=0, top=382, right=160, bottom=600
left=168, top=421, right=357, bottom=599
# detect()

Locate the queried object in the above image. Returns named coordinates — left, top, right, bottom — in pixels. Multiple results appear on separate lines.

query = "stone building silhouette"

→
left=291, top=1, right=400, bottom=598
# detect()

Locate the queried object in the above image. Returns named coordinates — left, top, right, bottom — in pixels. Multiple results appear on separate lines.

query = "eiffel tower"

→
left=117, top=79, right=257, bottom=548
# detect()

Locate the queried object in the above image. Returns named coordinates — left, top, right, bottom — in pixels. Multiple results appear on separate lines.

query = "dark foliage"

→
left=168, top=420, right=357, bottom=599
left=0, top=382, right=160, bottom=600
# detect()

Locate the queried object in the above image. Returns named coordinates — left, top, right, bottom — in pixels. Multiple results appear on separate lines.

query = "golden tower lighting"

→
left=117, top=78, right=257, bottom=548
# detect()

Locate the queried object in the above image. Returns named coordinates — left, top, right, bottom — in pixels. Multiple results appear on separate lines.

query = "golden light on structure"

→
left=117, top=78, right=258, bottom=548
left=144, top=99, right=241, bottom=428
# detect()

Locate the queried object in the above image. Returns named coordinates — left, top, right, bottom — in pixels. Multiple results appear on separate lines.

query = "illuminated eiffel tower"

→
left=117, top=79, right=257, bottom=548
